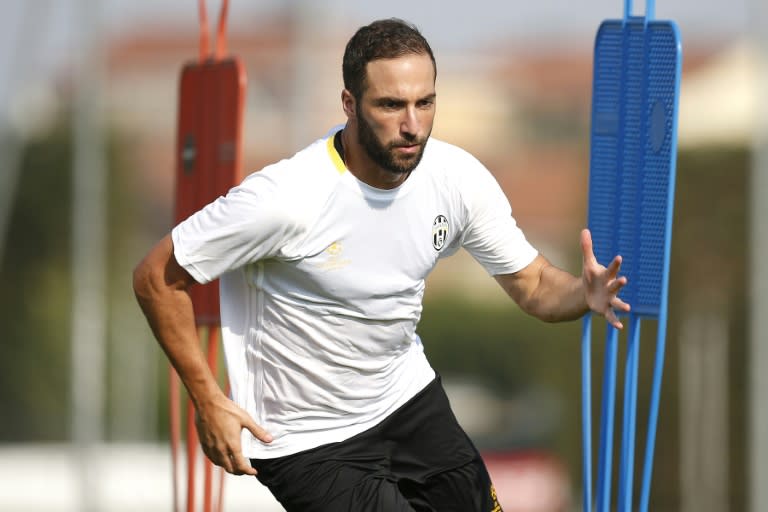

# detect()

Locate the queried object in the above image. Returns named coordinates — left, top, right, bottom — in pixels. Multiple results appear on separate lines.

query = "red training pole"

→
left=203, top=327, right=220, bottom=512
left=172, top=1, right=245, bottom=509
left=169, top=368, right=181, bottom=512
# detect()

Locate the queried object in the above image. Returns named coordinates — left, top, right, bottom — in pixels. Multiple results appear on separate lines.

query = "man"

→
left=133, top=18, right=629, bottom=512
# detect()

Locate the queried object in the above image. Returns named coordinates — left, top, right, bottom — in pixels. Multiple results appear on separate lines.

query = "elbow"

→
left=132, top=259, right=153, bottom=306
left=538, top=312, right=563, bottom=324
left=132, top=234, right=178, bottom=305
left=132, top=238, right=195, bottom=308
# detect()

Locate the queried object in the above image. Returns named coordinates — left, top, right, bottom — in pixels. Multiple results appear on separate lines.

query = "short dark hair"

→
left=342, top=18, right=436, bottom=100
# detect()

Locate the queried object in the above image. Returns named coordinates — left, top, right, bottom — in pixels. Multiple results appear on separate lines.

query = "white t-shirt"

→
left=172, top=127, right=538, bottom=458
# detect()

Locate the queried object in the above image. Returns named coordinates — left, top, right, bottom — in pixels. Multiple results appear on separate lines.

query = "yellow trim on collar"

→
left=327, top=133, right=347, bottom=174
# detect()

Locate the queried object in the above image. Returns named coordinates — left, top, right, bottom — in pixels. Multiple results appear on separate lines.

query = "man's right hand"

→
left=133, top=235, right=273, bottom=475
left=194, top=394, right=273, bottom=476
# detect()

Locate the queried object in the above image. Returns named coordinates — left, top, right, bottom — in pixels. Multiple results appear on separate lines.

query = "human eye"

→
left=381, top=99, right=400, bottom=110
left=417, top=96, right=436, bottom=109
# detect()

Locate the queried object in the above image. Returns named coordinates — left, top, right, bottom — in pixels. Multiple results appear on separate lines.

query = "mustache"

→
left=389, top=138, right=427, bottom=148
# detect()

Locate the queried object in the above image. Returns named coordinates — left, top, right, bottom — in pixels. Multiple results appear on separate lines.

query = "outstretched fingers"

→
left=607, top=260, right=629, bottom=314
left=607, top=275, right=628, bottom=294
left=579, top=228, right=631, bottom=328
left=580, top=229, right=597, bottom=266
left=612, top=295, right=631, bottom=313
left=607, top=254, right=623, bottom=277
left=604, top=261, right=630, bottom=328
left=605, top=308, right=624, bottom=330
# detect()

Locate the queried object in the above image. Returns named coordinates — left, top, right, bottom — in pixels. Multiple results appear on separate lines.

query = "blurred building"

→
left=101, top=14, right=732, bottom=269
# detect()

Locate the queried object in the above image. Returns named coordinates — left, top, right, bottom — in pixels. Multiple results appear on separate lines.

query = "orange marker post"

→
left=171, top=1, right=246, bottom=510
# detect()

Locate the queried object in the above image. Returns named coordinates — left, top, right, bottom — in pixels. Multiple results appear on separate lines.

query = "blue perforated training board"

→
left=582, top=4, right=683, bottom=512
left=587, top=9, right=682, bottom=317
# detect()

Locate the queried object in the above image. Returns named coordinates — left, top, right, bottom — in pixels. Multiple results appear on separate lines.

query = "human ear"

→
left=341, top=89, right=356, bottom=120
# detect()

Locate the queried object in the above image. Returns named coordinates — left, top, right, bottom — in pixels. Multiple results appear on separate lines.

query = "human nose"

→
left=400, top=106, right=419, bottom=137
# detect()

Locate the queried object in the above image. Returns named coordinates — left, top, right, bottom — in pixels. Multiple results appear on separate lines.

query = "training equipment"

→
left=581, top=0, right=682, bottom=511
left=171, top=0, right=246, bottom=511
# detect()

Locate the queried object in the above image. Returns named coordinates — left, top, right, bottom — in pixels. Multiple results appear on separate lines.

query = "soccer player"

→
left=133, top=18, right=629, bottom=512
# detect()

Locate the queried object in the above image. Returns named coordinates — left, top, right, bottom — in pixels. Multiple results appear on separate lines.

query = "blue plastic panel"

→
left=587, top=17, right=682, bottom=317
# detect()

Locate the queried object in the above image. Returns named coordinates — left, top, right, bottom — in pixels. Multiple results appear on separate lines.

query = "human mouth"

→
left=393, top=143, right=421, bottom=155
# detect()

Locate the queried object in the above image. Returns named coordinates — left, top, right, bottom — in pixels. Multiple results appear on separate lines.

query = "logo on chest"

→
left=314, top=241, right=352, bottom=271
left=432, top=215, right=449, bottom=251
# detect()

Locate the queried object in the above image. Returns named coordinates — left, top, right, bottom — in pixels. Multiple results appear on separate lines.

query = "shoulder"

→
left=225, top=132, right=344, bottom=226
left=239, top=132, right=343, bottom=198
left=423, top=137, right=483, bottom=168
left=421, top=137, right=501, bottom=194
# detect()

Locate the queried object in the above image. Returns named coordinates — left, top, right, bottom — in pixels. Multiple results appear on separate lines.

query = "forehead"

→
left=362, top=54, right=436, bottom=99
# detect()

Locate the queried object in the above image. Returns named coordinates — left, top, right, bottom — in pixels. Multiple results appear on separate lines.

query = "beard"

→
left=356, top=106, right=429, bottom=175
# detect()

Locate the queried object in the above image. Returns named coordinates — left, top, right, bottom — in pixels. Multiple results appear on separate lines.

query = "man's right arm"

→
left=132, top=234, right=271, bottom=475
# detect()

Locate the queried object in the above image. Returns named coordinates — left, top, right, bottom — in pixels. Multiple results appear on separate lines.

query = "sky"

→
left=0, top=0, right=756, bottom=69
left=100, top=0, right=753, bottom=51
left=1, top=1, right=756, bottom=61
left=0, top=0, right=759, bottom=128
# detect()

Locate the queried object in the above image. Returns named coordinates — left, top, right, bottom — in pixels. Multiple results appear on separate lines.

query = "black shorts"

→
left=250, top=376, right=504, bottom=512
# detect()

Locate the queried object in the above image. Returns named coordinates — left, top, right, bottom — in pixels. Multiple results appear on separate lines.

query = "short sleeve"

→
left=172, top=170, right=304, bottom=284
left=458, top=159, right=538, bottom=276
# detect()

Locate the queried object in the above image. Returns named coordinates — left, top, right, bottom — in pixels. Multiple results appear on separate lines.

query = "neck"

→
left=340, top=127, right=410, bottom=190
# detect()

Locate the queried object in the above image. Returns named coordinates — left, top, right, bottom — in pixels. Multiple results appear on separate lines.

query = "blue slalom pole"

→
left=596, top=326, right=620, bottom=512
left=582, top=315, right=594, bottom=512
left=618, top=315, right=642, bottom=511
left=639, top=315, right=669, bottom=512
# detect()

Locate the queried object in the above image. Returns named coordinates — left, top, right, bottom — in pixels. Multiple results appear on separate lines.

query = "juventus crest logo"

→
left=432, top=215, right=449, bottom=251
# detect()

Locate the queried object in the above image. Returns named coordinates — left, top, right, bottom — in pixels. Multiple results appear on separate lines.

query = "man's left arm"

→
left=494, top=229, right=630, bottom=329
